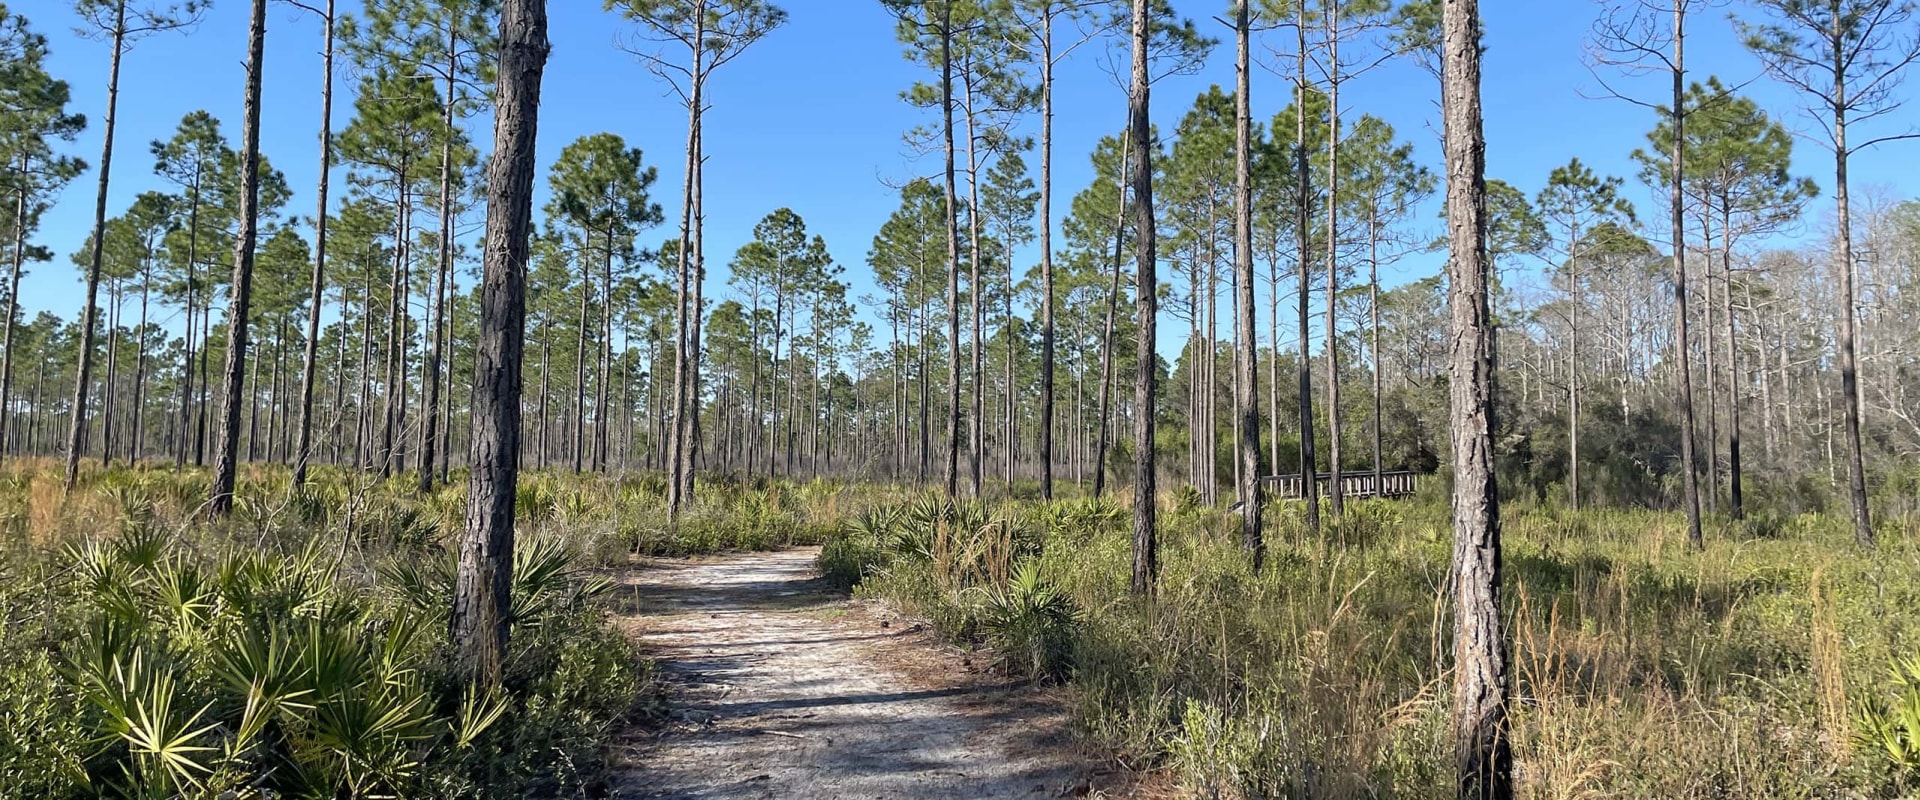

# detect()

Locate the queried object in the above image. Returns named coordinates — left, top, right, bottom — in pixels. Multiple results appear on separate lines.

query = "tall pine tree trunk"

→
left=0, top=161, right=28, bottom=465
left=1721, top=202, right=1743, bottom=519
left=1293, top=7, right=1319, bottom=530
left=1670, top=4, right=1704, bottom=550
left=1128, top=0, right=1158, bottom=596
left=572, top=266, right=590, bottom=472
left=453, top=0, right=548, bottom=686
left=940, top=4, right=961, bottom=499
left=131, top=260, right=152, bottom=463
left=1233, top=0, right=1263, bottom=564
left=1037, top=11, right=1056, bottom=500
left=1324, top=2, right=1345, bottom=518
left=1093, top=130, right=1128, bottom=498
left=286, top=0, right=328, bottom=483
left=1442, top=1, right=1510, bottom=793
left=418, top=38, right=459, bottom=492
left=666, top=11, right=706, bottom=515
left=210, top=0, right=268, bottom=516
left=66, top=0, right=129, bottom=491
left=1833, top=89, right=1872, bottom=547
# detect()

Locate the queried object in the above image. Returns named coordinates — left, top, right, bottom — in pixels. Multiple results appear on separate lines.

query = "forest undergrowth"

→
left=0, top=459, right=857, bottom=799
left=7, top=456, right=1920, bottom=798
left=827, top=482, right=1920, bottom=799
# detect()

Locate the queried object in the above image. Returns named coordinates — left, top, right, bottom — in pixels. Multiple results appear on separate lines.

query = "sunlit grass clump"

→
left=834, top=489, right=1920, bottom=798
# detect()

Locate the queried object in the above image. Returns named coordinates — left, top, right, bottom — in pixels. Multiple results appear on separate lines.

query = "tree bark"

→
left=209, top=0, right=269, bottom=516
left=1670, top=3, right=1704, bottom=550
left=1038, top=10, right=1056, bottom=500
left=1833, top=67, right=1873, bottom=547
left=1721, top=201, right=1742, bottom=519
left=1442, top=2, right=1510, bottom=795
left=65, top=0, right=128, bottom=491
left=1369, top=210, right=1383, bottom=501
left=1128, top=0, right=1157, bottom=596
left=1294, top=5, right=1320, bottom=531
left=453, top=0, right=548, bottom=686
left=572, top=258, right=590, bottom=472
left=941, top=3, right=962, bottom=499
left=130, top=255, right=152, bottom=463
left=418, top=26, right=460, bottom=492
left=1093, top=128, right=1130, bottom=499
left=1324, top=0, right=1345, bottom=518
left=1233, top=0, right=1263, bottom=564
left=0, top=156, right=28, bottom=465
left=666, top=8, right=706, bottom=515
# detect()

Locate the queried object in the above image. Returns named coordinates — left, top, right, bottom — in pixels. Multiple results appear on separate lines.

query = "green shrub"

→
left=1856, top=655, right=1920, bottom=787
left=972, top=560, right=1079, bottom=681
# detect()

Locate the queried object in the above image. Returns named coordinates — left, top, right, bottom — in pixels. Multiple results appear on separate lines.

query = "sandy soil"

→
left=607, top=547, right=1132, bottom=800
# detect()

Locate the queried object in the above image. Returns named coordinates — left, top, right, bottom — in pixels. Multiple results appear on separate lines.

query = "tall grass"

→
left=840, top=491, right=1920, bottom=798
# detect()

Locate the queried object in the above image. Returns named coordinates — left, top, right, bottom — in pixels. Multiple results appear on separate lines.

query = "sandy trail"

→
left=608, top=548, right=1116, bottom=800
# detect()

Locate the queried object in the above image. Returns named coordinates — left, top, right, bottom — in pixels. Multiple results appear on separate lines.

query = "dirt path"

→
left=608, top=548, right=1124, bottom=799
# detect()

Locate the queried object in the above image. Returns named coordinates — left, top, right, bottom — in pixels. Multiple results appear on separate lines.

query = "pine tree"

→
left=65, top=0, right=205, bottom=490
left=608, top=0, right=787, bottom=512
left=1535, top=158, right=1634, bottom=511
left=1441, top=0, right=1509, bottom=794
left=1738, top=0, right=1917, bottom=547
left=208, top=0, right=270, bottom=516
left=452, top=0, right=548, bottom=688
left=0, top=5, right=86, bottom=466
left=543, top=133, right=662, bottom=473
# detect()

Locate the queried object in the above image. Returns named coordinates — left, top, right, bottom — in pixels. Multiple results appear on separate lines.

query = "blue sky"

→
left=22, top=0, right=1920, bottom=353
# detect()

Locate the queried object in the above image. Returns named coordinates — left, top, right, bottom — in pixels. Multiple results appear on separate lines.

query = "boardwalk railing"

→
left=1260, top=471, right=1421, bottom=500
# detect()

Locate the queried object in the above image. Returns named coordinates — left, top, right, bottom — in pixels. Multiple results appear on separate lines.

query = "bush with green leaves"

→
left=971, top=560, right=1080, bottom=681
left=0, top=466, right=647, bottom=800
left=1857, top=655, right=1920, bottom=789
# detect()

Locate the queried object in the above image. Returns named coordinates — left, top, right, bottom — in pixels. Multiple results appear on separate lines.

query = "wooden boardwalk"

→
left=1261, top=471, right=1421, bottom=499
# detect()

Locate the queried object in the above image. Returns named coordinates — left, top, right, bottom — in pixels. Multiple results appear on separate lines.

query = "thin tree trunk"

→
left=1092, top=129, right=1129, bottom=498
left=209, top=0, right=268, bottom=516
left=1294, top=6, right=1319, bottom=531
left=1670, top=3, right=1704, bottom=550
left=666, top=10, right=705, bottom=515
left=681, top=79, right=708, bottom=495
left=1442, top=1, right=1510, bottom=794
left=102, top=282, right=120, bottom=466
left=941, top=3, right=961, bottom=499
left=65, top=0, right=129, bottom=491
left=1701, top=207, right=1718, bottom=514
left=596, top=231, right=615, bottom=472
left=1568, top=228, right=1581, bottom=510
left=1721, top=201, right=1743, bottom=519
left=0, top=161, right=28, bottom=464
left=572, top=257, right=590, bottom=472
left=1038, top=11, right=1056, bottom=500
left=1833, top=80, right=1872, bottom=547
left=418, top=31, right=459, bottom=492
left=1233, top=0, right=1263, bottom=565
left=1324, top=2, right=1345, bottom=519
left=453, top=0, right=547, bottom=686
left=379, top=185, right=411, bottom=476
left=966, top=88, right=984, bottom=498
left=130, top=257, right=151, bottom=463
left=1370, top=211, right=1383, bottom=499
left=1128, top=0, right=1157, bottom=596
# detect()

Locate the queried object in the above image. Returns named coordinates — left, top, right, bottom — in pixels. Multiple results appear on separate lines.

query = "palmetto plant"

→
left=52, top=523, right=521, bottom=797
left=1856, top=654, right=1920, bottom=782
left=0, top=468, right=642, bottom=799
left=973, top=560, right=1080, bottom=681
